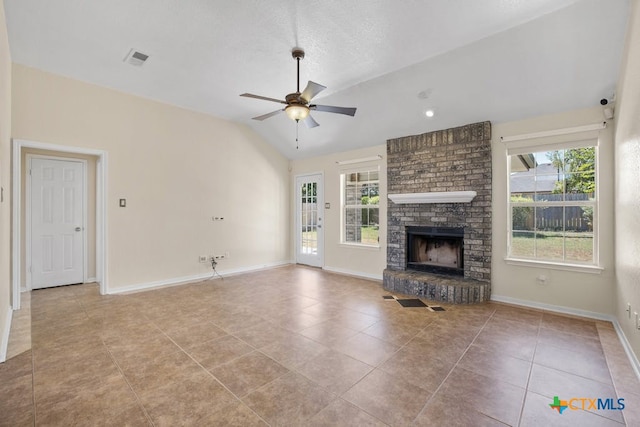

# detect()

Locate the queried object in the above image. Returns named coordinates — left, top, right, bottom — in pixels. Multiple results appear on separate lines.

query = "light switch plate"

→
left=119, top=198, right=126, bottom=207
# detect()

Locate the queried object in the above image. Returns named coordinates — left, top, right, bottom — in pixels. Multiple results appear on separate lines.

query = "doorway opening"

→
left=12, top=139, right=108, bottom=310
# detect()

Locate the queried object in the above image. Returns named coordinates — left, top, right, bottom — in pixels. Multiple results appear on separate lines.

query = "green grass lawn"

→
left=302, top=226, right=379, bottom=246
left=511, top=232, right=593, bottom=262
left=360, top=226, right=379, bottom=245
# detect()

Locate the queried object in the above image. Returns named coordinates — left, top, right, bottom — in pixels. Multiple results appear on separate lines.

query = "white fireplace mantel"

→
left=388, top=191, right=477, bottom=204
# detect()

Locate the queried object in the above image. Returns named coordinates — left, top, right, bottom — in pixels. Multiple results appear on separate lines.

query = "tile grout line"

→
left=153, top=322, right=274, bottom=426
left=101, top=339, right=157, bottom=427
left=30, top=326, right=36, bottom=427
left=229, top=317, right=388, bottom=425
left=243, top=304, right=436, bottom=425
left=596, top=324, right=629, bottom=426
left=323, top=302, right=466, bottom=424
left=517, top=314, right=625, bottom=426
left=516, top=311, right=543, bottom=427
left=410, top=307, right=499, bottom=424
left=247, top=321, right=392, bottom=425
left=83, top=301, right=158, bottom=426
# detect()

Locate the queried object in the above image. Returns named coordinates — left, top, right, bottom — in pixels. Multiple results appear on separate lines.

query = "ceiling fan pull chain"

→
left=296, top=56, right=300, bottom=93
left=296, top=120, right=299, bottom=149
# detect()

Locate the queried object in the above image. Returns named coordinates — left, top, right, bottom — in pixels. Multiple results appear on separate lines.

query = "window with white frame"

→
left=508, top=141, right=597, bottom=265
left=341, top=168, right=380, bottom=246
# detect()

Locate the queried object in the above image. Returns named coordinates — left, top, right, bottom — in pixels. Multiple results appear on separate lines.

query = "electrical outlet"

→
left=199, top=255, right=208, bottom=263
left=628, top=303, right=632, bottom=319
left=214, top=254, right=225, bottom=260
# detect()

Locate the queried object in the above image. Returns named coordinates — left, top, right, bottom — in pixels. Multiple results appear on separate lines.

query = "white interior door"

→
left=296, top=174, right=324, bottom=267
left=30, top=157, right=85, bottom=289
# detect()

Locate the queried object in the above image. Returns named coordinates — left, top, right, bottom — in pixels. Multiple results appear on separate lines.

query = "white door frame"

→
left=294, top=172, right=324, bottom=267
left=12, top=139, right=108, bottom=310
left=26, top=154, right=88, bottom=290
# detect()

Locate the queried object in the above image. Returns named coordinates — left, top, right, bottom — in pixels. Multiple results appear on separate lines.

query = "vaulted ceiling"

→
left=3, top=0, right=630, bottom=159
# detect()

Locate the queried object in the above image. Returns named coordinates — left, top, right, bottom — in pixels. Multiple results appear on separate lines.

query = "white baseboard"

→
left=612, top=319, right=640, bottom=381
left=107, top=260, right=292, bottom=295
left=86, top=277, right=97, bottom=283
left=491, top=293, right=640, bottom=381
left=322, top=266, right=383, bottom=281
left=0, top=307, right=13, bottom=363
left=216, top=260, right=292, bottom=278
left=490, top=294, right=613, bottom=321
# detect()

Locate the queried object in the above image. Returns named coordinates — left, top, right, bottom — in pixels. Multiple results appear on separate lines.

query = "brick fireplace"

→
left=383, top=122, right=492, bottom=304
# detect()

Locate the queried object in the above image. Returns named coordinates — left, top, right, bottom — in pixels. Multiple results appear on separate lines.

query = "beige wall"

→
left=291, top=145, right=387, bottom=279
left=20, top=149, right=97, bottom=285
left=12, top=64, right=291, bottom=292
left=614, top=0, right=640, bottom=360
left=0, top=0, right=11, bottom=359
left=491, top=107, right=616, bottom=315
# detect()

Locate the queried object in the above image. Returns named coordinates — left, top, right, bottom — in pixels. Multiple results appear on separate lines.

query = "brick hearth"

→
left=383, top=122, right=492, bottom=304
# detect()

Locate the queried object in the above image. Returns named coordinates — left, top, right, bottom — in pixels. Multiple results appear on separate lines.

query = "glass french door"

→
left=295, top=174, right=324, bottom=267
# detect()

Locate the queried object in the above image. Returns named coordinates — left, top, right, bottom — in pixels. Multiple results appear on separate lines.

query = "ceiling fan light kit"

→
left=285, top=104, right=309, bottom=121
left=240, top=47, right=356, bottom=131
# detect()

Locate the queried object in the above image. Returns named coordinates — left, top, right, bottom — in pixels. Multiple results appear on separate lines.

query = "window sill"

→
left=339, top=242, right=381, bottom=251
left=504, top=257, right=604, bottom=274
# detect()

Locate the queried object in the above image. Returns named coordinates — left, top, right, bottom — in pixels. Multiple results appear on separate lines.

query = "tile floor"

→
left=1, top=265, right=639, bottom=426
left=5, top=291, right=31, bottom=360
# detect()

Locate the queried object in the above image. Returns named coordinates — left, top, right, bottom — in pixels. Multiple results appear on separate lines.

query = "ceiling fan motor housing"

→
left=292, top=48, right=305, bottom=60
left=286, top=93, right=305, bottom=104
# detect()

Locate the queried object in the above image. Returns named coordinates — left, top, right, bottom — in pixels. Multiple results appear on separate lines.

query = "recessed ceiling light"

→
left=425, top=109, right=435, bottom=118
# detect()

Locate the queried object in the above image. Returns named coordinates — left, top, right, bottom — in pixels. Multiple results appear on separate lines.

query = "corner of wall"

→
left=613, top=0, right=640, bottom=370
left=0, top=304, right=12, bottom=362
left=0, top=0, right=14, bottom=364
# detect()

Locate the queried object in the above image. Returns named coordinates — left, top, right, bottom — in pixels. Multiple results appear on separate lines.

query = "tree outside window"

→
left=509, top=146, right=596, bottom=264
left=342, top=169, right=380, bottom=246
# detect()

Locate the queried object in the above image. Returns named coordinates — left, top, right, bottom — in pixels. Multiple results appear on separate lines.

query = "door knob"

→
left=75, top=227, right=82, bottom=232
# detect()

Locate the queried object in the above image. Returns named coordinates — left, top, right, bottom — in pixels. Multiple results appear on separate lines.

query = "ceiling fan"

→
left=240, top=48, right=356, bottom=128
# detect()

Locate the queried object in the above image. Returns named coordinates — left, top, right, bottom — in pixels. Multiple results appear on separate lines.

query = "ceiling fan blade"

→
left=252, top=109, right=284, bottom=121
left=310, top=104, right=357, bottom=116
left=303, top=115, right=319, bottom=129
left=300, top=81, right=327, bottom=102
left=240, top=93, right=287, bottom=104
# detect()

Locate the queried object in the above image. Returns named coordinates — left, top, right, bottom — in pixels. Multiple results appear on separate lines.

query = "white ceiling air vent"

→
left=123, top=49, right=149, bottom=67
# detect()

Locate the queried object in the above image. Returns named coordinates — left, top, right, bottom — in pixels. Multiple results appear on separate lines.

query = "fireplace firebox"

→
left=406, top=226, right=464, bottom=276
